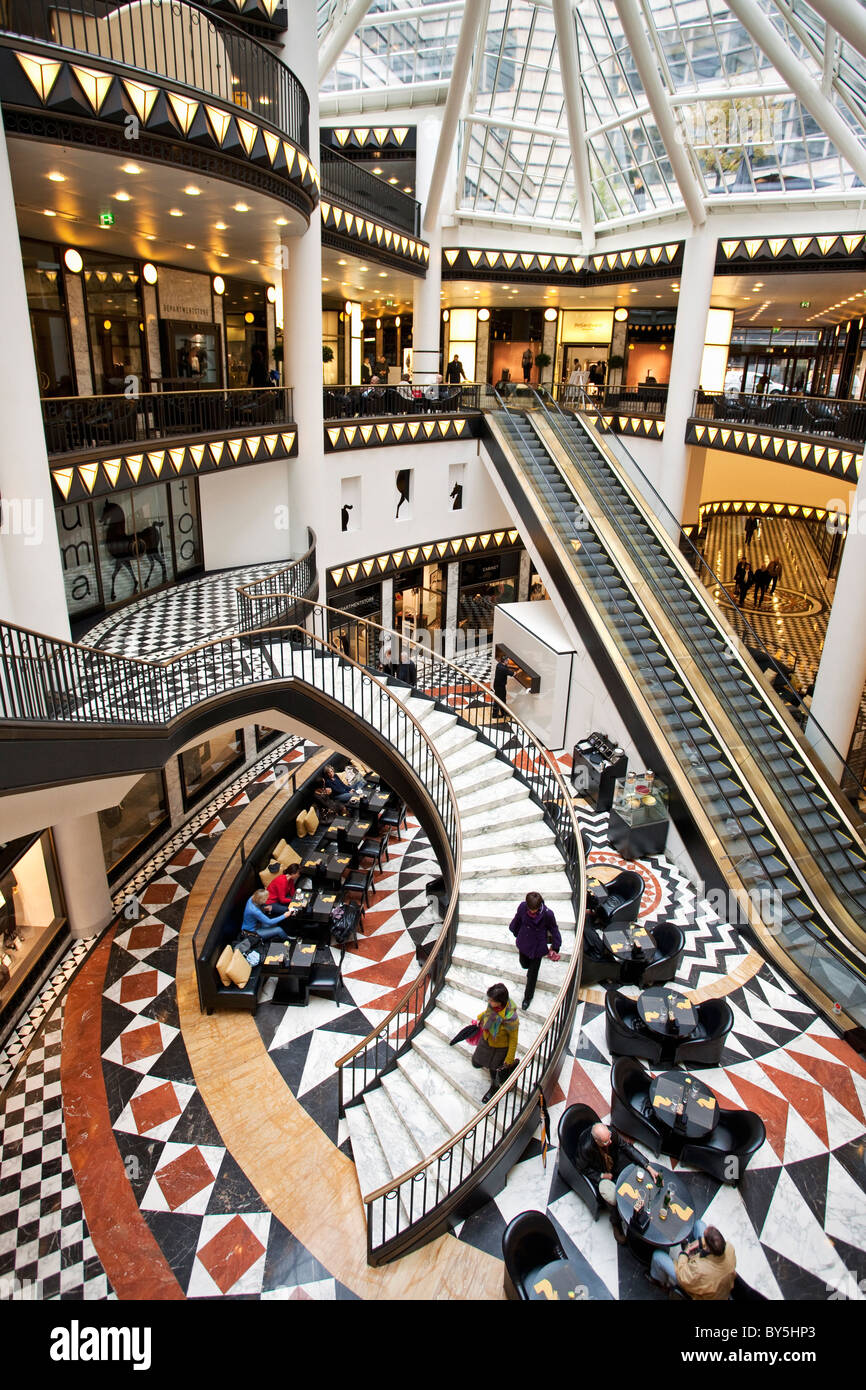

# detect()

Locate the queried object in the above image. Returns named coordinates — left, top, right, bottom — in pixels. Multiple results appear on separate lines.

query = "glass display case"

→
left=608, top=773, right=670, bottom=858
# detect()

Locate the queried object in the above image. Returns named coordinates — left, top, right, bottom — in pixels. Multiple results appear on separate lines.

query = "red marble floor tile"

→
left=119, top=1021, right=164, bottom=1066
left=344, top=929, right=404, bottom=965
left=126, top=924, right=165, bottom=952
left=62, top=929, right=184, bottom=1300
left=359, top=909, right=397, bottom=933
left=167, top=847, right=198, bottom=868
left=786, top=1050, right=864, bottom=1127
left=813, top=1033, right=866, bottom=1081
left=140, top=883, right=177, bottom=905
left=197, top=1215, right=266, bottom=1294
left=346, top=951, right=415, bottom=988
left=130, top=1081, right=183, bottom=1135
left=565, top=1060, right=609, bottom=1119
left=361, top=982, right=424, bottom=1014
left=119, top=970, right=160, bottom=1005
left=760, top=1063, right=828, bottom=1148
left=156, top=1147, right=215, bottom=1212
left=289, top=1288, right=312, bottom=1299
left=724, top=1074, right=789, bottom=1159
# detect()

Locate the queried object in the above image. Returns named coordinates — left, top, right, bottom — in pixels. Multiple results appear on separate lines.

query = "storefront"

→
left=393, top=563, right=445, bottom=647
left=82, top=251, right=147, bottom=392
left=179, top=730, right=246, bottom=809
left=0, top=832, right=66, bottom=1034
left=98, top=771, right=170, bottom=879
left=224, top=279, right=268, bottom=387
left=458, top=550, right=521, bottom=632
left=327, top=581, right=382, bottom=666
left=22, top=238, right=75, bottom=396
left=56, top=477, right=203, bottom=620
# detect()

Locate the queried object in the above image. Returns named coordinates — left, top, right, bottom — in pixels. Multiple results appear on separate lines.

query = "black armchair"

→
left=638, top=922, right=685, bottom=987
left=610, top=1056, right=663, bottom=1153
left=673, top=997, right=734, bottom=1066
left=557, top=1104, right=604, bottom=1219
left=502, top=1211, right=570, bottom=1301
left=604, top=988, right=663, bottom=1063
left=593, top=870, right=644, bottom=926
left=679, top=1108, right=766, bottom=1183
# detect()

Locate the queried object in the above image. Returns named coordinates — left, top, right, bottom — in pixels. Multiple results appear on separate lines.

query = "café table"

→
left=638, top=987, right=697, bottom=1039
left=345, top=818, right=373, bottom=848
left=601, top=923, right=656, bottom=960
left=525, top=1259, right=587, bottom=1301
left=650, top=1071, right=719, bottom=1147
left=300, top=848, right=329, bottom=876
left=260, top=938, right=317, bottom=1005
left=325, top=852, right=353, bottom=884
left=615, top=1162, right=696, bottom=1259
left=366, top=790, right=390, bottom=816
left=310, top=888, right=341, bottom=924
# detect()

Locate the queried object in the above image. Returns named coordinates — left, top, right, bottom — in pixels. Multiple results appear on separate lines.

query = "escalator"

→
left=483, top=403, right=866, bottom=1027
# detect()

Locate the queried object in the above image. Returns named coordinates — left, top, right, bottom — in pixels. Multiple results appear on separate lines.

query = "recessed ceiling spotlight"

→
left=184, top=185, right=201, bottom=196
left=185, top=243, right=195, bottom=250
left=372, top=167, right=383, bottom=174
left=43, top=208, right=57, bottom=217
left=47, top=171, right=65, bottom=182
left=275, top=217, right=288, bottom=226
left=233, top=202, right=250, bottom=212
left=215, top=221, right=228, bottom=230
left=379, top=271, right=387, bottom=277
left=388, top=177, right=399, bottom=185
left=113, top=191, right=131, bottom=201
left=169, top=208, right=183, bottom=216
left=122, top=163, right=142, bottom=175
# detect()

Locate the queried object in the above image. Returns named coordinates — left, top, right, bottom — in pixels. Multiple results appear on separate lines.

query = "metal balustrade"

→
left=323, top=383, right=480, bottom=419
left=692, top=389, right=866, bottom=445
left=41, top=386, right=294, bottom=457
left=320, top=144, right=420, bottom=236
left=1, top=0, right=310, bottom=149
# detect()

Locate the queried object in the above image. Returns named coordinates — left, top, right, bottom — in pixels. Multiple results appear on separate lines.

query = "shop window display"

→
left=98, top=771, right=169, bottom=877
left=180, top=730, right=245, bottom=807
left=0, top=832, right=65, bottom=1015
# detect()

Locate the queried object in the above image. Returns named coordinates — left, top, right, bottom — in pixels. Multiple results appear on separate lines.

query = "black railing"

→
left=41, top=386, right=294, bottom=456
left=1, top=0, right=309, bottom=150
left=692, top=390, right=866, bottom=444
left=320, top=144, right=420, bottom=236
left=552, top=383, right=668, bottom=416
left=323, top=383, right=479, bottom=419
left=235, top=528, right=317, bottom=630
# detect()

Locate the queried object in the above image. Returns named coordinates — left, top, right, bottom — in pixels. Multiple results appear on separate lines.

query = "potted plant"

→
left=607, top=352, right=625, bottom=392
left=534, top=351, right=552, bottom=386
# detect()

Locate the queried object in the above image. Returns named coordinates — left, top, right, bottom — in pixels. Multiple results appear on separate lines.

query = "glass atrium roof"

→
left=318, top=0, right=866, bottom=234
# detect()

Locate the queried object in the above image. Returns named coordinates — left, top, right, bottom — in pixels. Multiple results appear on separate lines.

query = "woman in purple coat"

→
left=509, top=891, right=562, bottom=1011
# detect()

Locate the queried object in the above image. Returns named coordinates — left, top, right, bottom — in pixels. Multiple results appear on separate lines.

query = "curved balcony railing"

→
left=1, top=0, right=309, bottom=150
left=41, top=386, right=294, bottom=457
left=692, top=389, right=866, bottom=445
left=235, top=528, right=317, bottom=630
left=323, top=383, right=480, bottom=419
left=320, top=143, right=420, bottom=236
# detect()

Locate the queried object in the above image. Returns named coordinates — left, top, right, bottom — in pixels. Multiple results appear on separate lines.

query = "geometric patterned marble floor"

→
left=1, top=746, right=865, bottom=1299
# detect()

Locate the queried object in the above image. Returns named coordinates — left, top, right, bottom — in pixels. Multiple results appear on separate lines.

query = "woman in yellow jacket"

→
left=472, top=983, right=520, bottom=1103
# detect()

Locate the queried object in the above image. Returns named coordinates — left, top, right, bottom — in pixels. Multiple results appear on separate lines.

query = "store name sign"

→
left=157, top=266, right=213, bottom=322
left=559, top=309, right=615, bottom=343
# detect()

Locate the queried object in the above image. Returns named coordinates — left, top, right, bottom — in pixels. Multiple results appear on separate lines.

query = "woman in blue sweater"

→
left=242, top=890, right=293, bottom=941
left=509, top=891, right=561, bottom=1010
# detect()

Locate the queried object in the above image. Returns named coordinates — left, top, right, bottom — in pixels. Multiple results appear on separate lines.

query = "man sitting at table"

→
left=242, top=889, right=294, bottom=941
left=578, top=1122, right=658, bottom=1244
left=650, top=1222, right=737, bottom=1299
left=321, top=764, right=354, bottom=804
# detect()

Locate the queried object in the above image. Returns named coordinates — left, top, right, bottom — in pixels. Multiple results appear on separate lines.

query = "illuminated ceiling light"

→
left=169, top=208, right=183, bottom=217
left=122, top=162, right=142, bottom=175
left=378, top=271, right=387, bottom=277
left=403, top=187, right=412, bottom=193
left=275, top=217, right=288, bottom=226
left=395, top=315, right=401, bottom=326
left=47, top=171, right=65, bottom=183
left=142, top=262, right=158, bottom=285
left=63, top=247, right=83, bottom=274
left=388, top=177, right=399, bottom=185
left=267, top=285, right=277, bottom=303
left=544, top=307, right=558, bottom=321
left=372, top=167, right=383, bottom=174
left=212, top=275, right=225, bottom=294
left=233, top=202, right=250, bottom=212
left=614, top=307, right=629, bottom=321
left=215, top=221, right=228, bottom=230
left=442, top=310, right=449, bottom=322
left=185, top=243, right=195, bottom=250
left=376, top=318, right=381, bottom=329
left=103, top=319, right=112, bottom=330
left=244, top=311, right=255, bottom=324
left=42, top=209, right=57, bottom=217
left=478, top=308, right=491, bottom=322
left=337, top=259, right=347, bottom=265
left=184, top=184, right=201, bottom=196
left=218, top=252, right=229, bottom=258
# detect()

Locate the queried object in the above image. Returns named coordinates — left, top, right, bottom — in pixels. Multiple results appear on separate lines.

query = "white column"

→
left=444, top=560, right=460, bottom=659
left=413, top=115, right=444, bottom=386
left=659, top=225, right=716, bottom=523
left=279, top=0, right=327, bottom=573
left=52, top=814, right=113, bottom=940
left=807, top=466, right=866, bottom=780
left=0, top=108, right=72, bottom=640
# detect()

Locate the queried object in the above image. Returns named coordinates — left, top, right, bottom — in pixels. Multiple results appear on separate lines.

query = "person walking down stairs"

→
left=471, top=983, right=520, bottom=1103
left=509, top=891, right=561, bottom=1011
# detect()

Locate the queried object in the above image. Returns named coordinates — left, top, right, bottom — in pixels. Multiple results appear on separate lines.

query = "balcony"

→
left=320, top=144, right=420, bottom=238
left=692, top=390, right=866, bottom=447
left=1, top=0, right=309, bottom=150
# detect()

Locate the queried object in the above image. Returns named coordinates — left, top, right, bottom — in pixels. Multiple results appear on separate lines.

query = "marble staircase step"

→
left=459, top=896, right=577, bottom=926
left=457, top=779, right=532, bottom=817
left=363, top=1086, right=444, bottom=1208
left=455, top=921, right=575, bottom=956
left=397, top=1045, right=480, bottom=1134
left=460, top=843, right=563, bottom=877
left=411, top=1030, right=513, bottom=1123
left=344, top=1105, right=403, bottom=1236
left=450, top=758, right=513, bottom=795
left=379, top=1068, right=452, bottom=1158
left=435, top=981, right=546, bottom=1042
left=460, top=872, right=574, bottom=902
left=439, top=736, right=498, bottom=775
left=461, top=810, right=547, bottom=849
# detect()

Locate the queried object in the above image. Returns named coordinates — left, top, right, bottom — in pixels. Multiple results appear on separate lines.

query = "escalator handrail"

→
left=532, top=386, right=865, bottom=808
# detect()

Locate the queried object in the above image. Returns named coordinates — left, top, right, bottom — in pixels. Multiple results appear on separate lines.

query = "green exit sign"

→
left=99, top=210, right=115, bottom=227
left=385, top=299, right=395, bottom=306
left=800, top=300, right=810, bottom=308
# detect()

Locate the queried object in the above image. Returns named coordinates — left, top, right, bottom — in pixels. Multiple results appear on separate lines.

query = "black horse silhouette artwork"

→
left=101, top=501, right=167, bottom=601
left=395, top=468, right=411, bottom=518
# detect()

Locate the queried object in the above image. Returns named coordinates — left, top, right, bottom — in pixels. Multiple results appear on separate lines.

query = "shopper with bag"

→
left=470, top=983, right=520, bottom=1104
left=509, top=891, right=561, bottom=1011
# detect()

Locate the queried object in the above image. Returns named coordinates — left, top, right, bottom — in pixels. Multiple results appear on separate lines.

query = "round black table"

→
left=525, top=1259, right=587, bottom=1300
left=638, top=987, right=697, bottom=1038
left=601, top=923, right=656, bottom=960
left=650, top=1071, right=719, bottom=1141
left=615, top=1163, right=696, bottom=1251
